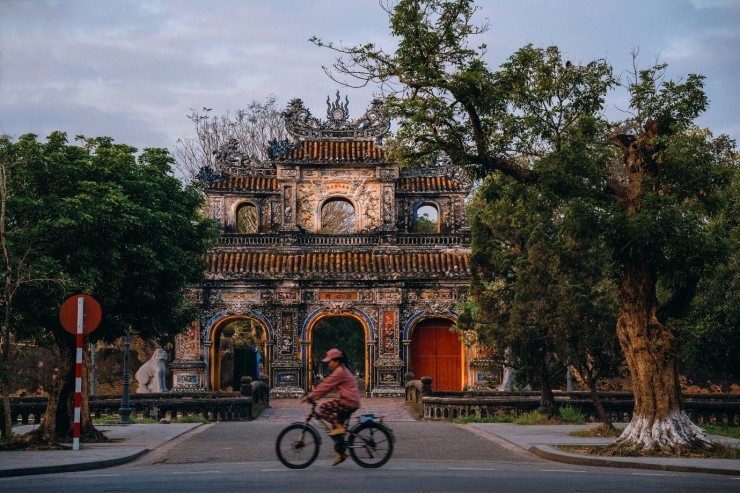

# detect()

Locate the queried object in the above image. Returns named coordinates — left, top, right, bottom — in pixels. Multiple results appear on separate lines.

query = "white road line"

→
left=65, top=474, right=122, bottom=478
left=540, top=469, right=587, bottom=473
left=449, top=467, right=496, bottom=471
left=631, top=473, right=667, bottom=476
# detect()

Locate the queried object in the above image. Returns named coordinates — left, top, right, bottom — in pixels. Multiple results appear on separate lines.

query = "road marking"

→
left=182, top=470, right=222, bottom=474
left=540, top=469, right=587, bottom=473
left=631, top=473, right=667, bottom=476
left=65, top=474, right=121, bottom=478
left=449, top=467, right=496, bottom=471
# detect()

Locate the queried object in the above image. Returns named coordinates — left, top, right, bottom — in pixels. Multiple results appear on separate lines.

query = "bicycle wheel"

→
left=347, top=422, right=394, bottom=468
left=275, top=423, right=321, bottom=469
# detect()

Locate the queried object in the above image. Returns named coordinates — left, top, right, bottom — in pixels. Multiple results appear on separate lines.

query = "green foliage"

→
left=557, top=404, right=586, bottom=424
left=455, top=413, right=514, bottom=424
left=673, top=162, right=739, bottom=388
left=2, top=133, right=218, bottom=343
left=415, top=213, right=438, bottom=233
left=512, top=411, right=555, bottom=425
left=325, top=3, right=739, bottom=417
left=310, top=317, right=365, bottom=376
left=1, top=132, right=218, bottom=439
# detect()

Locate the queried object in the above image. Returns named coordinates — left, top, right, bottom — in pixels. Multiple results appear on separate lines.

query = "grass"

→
left=455, top=406, right=586, bottom=425
left=702, top=424, right=740, bottom=440
left=570, top=423, right=622, bottom=437
left=560, top=442, right=740, bottom=459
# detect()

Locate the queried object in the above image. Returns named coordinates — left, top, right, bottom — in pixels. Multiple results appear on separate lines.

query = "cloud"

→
left=0, top=0, right=738, bottom=152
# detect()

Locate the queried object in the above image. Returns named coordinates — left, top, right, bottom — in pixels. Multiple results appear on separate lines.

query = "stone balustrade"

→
left=404, top=379, right=740, bottom=425
left=217, top=232, right=470, bottom=248
left=2, top=380, right=270, bottom=428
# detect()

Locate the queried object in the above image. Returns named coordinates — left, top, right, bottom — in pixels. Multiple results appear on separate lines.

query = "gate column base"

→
left=170, top=360, right=206, bottom=392
left=371, top=358, right=405, bottom=397
left=270, top=360, right=306, bottom=398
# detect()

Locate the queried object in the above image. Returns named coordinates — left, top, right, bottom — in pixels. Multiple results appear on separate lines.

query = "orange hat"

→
left=322, top=348, right=343, bottom=362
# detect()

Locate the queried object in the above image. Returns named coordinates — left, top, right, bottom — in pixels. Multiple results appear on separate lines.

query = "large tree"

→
left=316, top=0, right=738, bottom=451
left=460, top=172, right=622, bottom=425
left=0, top=132, right=216, bottom=445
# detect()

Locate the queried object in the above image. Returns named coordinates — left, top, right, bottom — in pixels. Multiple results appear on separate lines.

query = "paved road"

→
left=2, top=399, right=738, bottom=492
left=141, top=398, right=534, bottom=465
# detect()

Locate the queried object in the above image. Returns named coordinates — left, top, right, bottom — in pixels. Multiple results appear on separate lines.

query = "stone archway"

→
left=409, top=317, right=464, bottom=391
left=303, top=310, right=373, bottom=393
left=209, top=315, right=269, bottom=391
left=310, top=316, right=365, bottom=389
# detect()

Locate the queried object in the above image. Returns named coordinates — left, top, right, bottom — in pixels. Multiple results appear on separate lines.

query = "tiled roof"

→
left=208, top=176, right=280, bottom=192
left=278, top=140, right=387, bottom=162
left=398, top=176, right=468, bottom=192
left=206, top=251, right=469, bottom=276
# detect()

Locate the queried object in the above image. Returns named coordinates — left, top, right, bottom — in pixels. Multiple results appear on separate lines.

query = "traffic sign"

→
left=60, top=294, right=102, bottom=335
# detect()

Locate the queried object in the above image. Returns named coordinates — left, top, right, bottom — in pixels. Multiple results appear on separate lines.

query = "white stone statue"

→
left=498, top=348, right=516, bottom=392
left=135, top=348, right=169, bottom=393
left=498, top=365, right=516, bottom=392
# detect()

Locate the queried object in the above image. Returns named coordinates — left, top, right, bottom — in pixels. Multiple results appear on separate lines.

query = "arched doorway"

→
left=410, top=318, right=463, bottom=391
left=309, top=315, right=366, bottom=391
left=211, top=317, right=267, bottom=391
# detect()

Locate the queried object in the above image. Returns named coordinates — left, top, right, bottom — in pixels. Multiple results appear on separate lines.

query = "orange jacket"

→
left=308, top=364, right=361, bottom=408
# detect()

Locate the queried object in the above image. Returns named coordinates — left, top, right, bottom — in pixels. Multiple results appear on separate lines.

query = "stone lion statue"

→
left=135, top=348, right=169, bottom=393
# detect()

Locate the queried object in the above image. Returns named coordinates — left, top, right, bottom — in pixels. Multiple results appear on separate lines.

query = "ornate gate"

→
left=172, top=94, right=473, bottom=396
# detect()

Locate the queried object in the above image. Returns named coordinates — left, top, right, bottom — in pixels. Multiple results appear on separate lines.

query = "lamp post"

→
left=118, top=328, right=132, bottom=424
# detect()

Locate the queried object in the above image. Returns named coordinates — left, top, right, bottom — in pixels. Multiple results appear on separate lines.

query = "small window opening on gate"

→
left=320, top=198, right=355, bottom=234
left=236, top=202, right=259, bottom=233
left=414, top=202, right=439, bottom=233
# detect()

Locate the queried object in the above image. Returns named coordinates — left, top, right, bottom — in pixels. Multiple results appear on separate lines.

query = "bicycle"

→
left=275, top=401, right=395, bottom=469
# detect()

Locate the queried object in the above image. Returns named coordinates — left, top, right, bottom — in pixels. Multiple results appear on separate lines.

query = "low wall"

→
left=405, top=379, right=740, bottom=426
left=3, top=380, right=270, bottom=426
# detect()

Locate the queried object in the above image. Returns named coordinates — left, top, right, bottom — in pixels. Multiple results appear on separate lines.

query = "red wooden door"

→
left=410, top=319, right=462, bottom=391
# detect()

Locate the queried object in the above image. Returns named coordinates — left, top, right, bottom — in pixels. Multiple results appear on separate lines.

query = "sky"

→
left=1, top=0, right=739, bottom=160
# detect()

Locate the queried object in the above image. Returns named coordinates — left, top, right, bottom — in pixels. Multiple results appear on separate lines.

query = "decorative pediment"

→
left=283, top=93, right=390, bottom=142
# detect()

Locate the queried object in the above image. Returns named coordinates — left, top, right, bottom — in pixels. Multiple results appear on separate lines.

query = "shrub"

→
left=557, top=404, right=586, bottom=424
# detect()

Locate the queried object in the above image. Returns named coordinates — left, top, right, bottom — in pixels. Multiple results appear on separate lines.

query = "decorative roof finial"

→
left=283, top=93, right=390, bottom=141
left=326, top=91, right=349, bottom=122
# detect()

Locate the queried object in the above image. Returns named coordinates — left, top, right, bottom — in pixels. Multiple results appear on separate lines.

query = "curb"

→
left=0, top=449, right=149, bottom=478
left=529, top=445, right=740, bottom=477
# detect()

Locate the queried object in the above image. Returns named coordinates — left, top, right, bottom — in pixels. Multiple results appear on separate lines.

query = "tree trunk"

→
left=1, top=385, right=11, bottom=438
left=581, top=363, right=614, bottom=429
left=612, top=261, right=710, bottom=452
left=539, top=359, right=556, bottom=419
left=29, top=330, right=75, bottom=444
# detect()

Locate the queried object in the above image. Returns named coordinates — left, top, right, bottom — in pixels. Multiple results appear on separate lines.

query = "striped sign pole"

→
left=59, top=293, right=101, bottom=452
left=73, top=296, right=84, bottom=451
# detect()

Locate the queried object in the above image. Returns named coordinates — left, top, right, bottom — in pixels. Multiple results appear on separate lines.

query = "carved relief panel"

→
left=209, top=197, right=225, bottom=228
left=380, top=309, right=399, bottom=357
left=175, top=321, right=202, bottom=360
left=279, top=312, right=296, bottom=358
left=295, top=172, right=382, bottom=233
